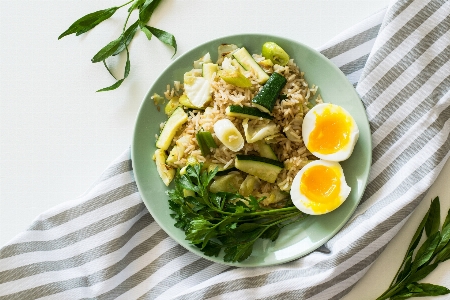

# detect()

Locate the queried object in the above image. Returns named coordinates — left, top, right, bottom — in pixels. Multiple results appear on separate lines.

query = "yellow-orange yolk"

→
left=307, top=106, right=352, bottom=154
left=300, top=165, right=342, bottom=213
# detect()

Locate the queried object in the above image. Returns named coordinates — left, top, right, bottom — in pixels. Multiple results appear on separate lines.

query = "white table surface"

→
left=1, top=0, right=449, bottom=299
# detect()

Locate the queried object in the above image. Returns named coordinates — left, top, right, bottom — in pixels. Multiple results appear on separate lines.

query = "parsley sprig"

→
left=376, top=197, right=450, bottom=299
left=168, top=164, right=307, bottom=263
left=58, top=0, right=177, bottom=92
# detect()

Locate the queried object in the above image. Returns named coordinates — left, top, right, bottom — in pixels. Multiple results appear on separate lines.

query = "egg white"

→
left=290, top=160, right=351, bottom=215
left=302, top=103, right=359, bottom=161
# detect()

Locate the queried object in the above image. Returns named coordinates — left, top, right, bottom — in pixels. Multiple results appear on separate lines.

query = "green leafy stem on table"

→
left=58, top=0, right=177, bottom=92
left=168, top=164, right=307, bottom=263
left=376, top=197, right=450, bottom=300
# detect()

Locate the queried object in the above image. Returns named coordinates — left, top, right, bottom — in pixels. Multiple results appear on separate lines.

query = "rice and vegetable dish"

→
left=151, top=41, right=359, bottom=262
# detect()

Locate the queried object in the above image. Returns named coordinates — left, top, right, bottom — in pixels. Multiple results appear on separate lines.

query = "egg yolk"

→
left=308, top=106, right=352, bottom=154
left=300, top=165, right=342, bottom=213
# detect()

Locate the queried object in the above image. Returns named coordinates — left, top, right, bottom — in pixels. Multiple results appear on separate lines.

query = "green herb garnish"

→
left=168, top=164, right=307, bottom=263
left=376, top=196, right=450, bottom=300
left=58, top=0, right=177, bottom=92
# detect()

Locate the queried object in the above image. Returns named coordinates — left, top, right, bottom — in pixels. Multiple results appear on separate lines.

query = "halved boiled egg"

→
left=302, top=103, right=359, bottom=161
left=290, top=160, right=351, bottom=215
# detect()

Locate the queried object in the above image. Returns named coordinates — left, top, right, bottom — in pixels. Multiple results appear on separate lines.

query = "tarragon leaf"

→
left=425, top=197, right=440, bottom=237
left=58, top=7, right=119, bottom=39
left=140, top=23, right=153, bottom=40
left=406, top=263, right=438, bottom=283
left=91, top=21, right=138, bottom=63
left=139, top=0, right=162, bottom=24
left=96, top=47, right=131, bottom=92
left=411, top=231, right=440, bottom=270
left=147, top=26, right=177, bottom=56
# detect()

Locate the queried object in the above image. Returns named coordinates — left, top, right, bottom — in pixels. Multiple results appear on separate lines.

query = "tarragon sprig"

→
left=58, top=0, right=177, bottom=92
left=376, top=197, right=450, bottom=299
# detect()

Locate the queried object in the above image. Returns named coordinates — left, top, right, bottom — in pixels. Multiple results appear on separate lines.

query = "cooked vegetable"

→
left=217, top=44, right=239, bottom=65
left=218, top=69, right=252, bottom=88
left=255, top=140, right=278, bottom=160
left=232, top=47, right=270, bottom=84
left=194, top=52, right=212, bottom=69
left=168, top=164, right=307, bottom=262
left=209, top=173, right=243, bottom=194
left=261, top=42, right=290, bottom=66
left=239, top=175, right=261, bottom=197
left=164, top=97, right=180, bottom=116
left=184, top=77, right=212, bottom=108
left=202, top=63, right=219, bottom=82
left=156, top=107, right=188, bottom=150
left=213, top=119, right=244, bottom=152
left=225, top=105, right=273, bottom=120
left=196, top=131, right=218, bottom=156
left=251, top=72, right=287, bottom=113
left=235, top=155, right=283, bottom=183
left=179, top=94, right=202, bottom=109
left=154, top=149, right=175, bottom=186
left=242, top=119, right=279, bottom=143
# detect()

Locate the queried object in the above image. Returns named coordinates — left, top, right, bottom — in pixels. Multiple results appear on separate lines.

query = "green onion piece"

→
left=199, top=131, right=218, bottom=148
left=196, top=131, right=217, bottom=156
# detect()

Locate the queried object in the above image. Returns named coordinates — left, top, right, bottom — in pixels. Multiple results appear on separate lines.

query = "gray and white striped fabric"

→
left=1, top=0, right=449, bottom=298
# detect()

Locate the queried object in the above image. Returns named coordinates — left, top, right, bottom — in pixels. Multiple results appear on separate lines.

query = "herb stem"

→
left=118, top=0, right=134, bottom=9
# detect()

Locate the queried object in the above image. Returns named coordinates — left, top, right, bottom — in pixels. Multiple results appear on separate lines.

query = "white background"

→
left=1, top=0, right=449, bottom=299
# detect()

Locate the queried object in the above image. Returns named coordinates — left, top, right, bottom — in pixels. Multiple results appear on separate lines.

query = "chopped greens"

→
left=168, top=164, right=307, bottom=263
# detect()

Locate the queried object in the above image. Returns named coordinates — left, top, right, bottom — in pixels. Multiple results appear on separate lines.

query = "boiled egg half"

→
left=302, top=103, right=359, bottom=161
left=290, top=160, right=351, bottom=215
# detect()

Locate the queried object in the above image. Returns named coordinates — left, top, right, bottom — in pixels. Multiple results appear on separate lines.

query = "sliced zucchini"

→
left=164, top=97, right=179, bottom=116
left=202, top=63, right=218, bottom=82
left=235, top=155, right=283, bottom=183
left=255, top=140, right=278, bottom=160
left=218, top=69, right=252, bottom=88
left=239, top=175, right=261, bottom=197
left=209, top=174, right=243, bottom=194
left=232, top=47, right=270, bottom=84
left=166, top=144, right=184, bottom=165
left=154, top=149, right=175, bottom=186
left=251, top=72, right=287, bottom=113
left=225, top=105, right=273, bottom=120
left=156, top=107, right=188, bottom=150
left=179, top=94, right=201, bottom=109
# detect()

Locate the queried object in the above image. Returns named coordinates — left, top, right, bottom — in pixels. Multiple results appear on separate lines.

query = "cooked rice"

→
left=162, top=52, right=322, bottom=203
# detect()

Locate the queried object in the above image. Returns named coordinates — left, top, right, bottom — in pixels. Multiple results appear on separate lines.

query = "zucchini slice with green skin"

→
left=225, top=105, right=273, bottom=120
left=154, top=149, right=175, bottom=186
left=232, top=47, right=270, bottom=84
left=251, top=72, right=287, bottom=113
left=156, top=107, right=188, bottom=150
left=255, top=140, right=278, bottom=160
left=235, top=155, right=283, bottom=183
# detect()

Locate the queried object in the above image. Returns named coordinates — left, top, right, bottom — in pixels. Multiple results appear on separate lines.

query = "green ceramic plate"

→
left=132, top=34, right=372, bottom=267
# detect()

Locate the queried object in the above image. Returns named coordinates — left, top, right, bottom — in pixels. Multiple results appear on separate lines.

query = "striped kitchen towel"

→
left=1, top=0, right=449, bottom=299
